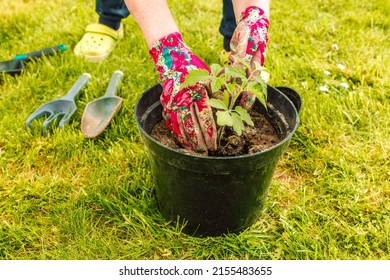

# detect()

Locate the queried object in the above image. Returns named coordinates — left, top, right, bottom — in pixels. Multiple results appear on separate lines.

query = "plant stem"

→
left=217, top=126, right=226, bottom=145
left=243, top=68, right=260, bottom=88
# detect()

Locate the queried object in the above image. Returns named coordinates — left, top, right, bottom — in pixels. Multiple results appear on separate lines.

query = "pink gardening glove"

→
left=230, top=6, right=270, bottom=109
left=149, top=32, right=217, bottom=152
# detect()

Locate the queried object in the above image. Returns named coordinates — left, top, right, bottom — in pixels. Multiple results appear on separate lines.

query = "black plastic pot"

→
left=134, top=84, right=301, bottom=237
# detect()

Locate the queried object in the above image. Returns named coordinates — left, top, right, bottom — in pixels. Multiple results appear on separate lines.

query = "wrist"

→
left=240, top=6, right=269, bottom=27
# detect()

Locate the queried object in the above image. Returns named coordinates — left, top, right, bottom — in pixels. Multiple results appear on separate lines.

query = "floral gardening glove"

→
left=230, top=6, right=270, bottom=110
left=149, top=32, right=217, bottom=152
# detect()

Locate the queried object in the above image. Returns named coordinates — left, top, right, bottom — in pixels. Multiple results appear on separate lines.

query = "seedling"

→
left=182, top=57, right=268, bottom=140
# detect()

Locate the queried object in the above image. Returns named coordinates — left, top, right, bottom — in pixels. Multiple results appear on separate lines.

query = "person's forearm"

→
left=124, top=0, right=179, bottom=48
left=232, top=0, right=270, bottom=20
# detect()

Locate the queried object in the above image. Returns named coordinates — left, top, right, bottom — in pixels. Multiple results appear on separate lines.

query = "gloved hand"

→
left=149, top=32, right=217, bottom=152
left=229, top=6, right=270, bottom=109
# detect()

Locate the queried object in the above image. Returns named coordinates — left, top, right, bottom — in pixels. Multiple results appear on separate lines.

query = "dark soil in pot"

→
left=151, top=109, right=281, bottom=156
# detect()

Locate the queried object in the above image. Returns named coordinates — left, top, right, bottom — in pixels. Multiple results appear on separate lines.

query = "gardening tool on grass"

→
left=0, top=44, right=67, bottom=75
left=26, top=73, right=91, bottom=130
left=81, top=70, right=124, bottom=138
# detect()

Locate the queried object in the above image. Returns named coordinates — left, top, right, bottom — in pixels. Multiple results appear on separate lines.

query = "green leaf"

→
left=235, top=106, right=254, bottom=126
left=211, top=77, right=223, bottom=92
left=247, top=81, right=267, bottom=107
left=181, top=69, right=210, bottom=89
left=230, top=55, right=251, bottom=69
left=207, top=98, right=228, bottom=110
left=248, top=80, right=266, bottom=95
left=225, top=82, right=235, bottom=95
left=216, top=110, right=234, bottom=126
left=210, top=64, right=223, bottom=76
left=260, top=71, right=270, bottom=83
left=252, top=74, right=267, bottom=91
left=231, top=112, right=244, bottom=136
left=253, top=61, right=266, bottom=72
left=222, top=90, right=230, bottom=108
left=225, top=66, right=246, bottom=80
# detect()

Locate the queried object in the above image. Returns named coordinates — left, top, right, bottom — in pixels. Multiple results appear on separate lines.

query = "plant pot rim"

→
left=135, top=83, right=300, bottom=160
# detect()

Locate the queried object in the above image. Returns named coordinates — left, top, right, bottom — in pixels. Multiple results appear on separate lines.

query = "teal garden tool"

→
left=0, top=44, right=67, bottom=75
left=26, top=73, right=91, bottom=130
left=81, top=70, right=124, bottom=138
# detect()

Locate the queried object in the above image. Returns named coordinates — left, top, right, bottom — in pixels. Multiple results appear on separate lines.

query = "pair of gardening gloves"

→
left=149, top=6, right=269, bottom=152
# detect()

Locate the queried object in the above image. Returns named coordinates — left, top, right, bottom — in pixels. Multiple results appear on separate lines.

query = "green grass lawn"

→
left=0, top=0, right=389, bottom=260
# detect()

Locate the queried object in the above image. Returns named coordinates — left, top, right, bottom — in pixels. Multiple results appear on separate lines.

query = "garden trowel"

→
left=81, top=70, right=124, bottom=138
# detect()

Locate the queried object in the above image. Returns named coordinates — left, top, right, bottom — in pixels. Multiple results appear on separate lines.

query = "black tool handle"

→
left=14, top=44, right=67, bottom=62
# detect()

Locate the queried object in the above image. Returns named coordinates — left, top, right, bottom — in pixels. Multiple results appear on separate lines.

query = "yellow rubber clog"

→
left=74, top=23, right=124, bottom=62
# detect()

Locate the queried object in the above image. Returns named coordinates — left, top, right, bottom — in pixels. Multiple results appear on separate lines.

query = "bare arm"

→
left=124, top=0, right=217, bottom=152
left=124, top=0, right=179, bottom=48
left=232, top=0, right=270, bottom=20
left=125, top=0, right=270, bottom=47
